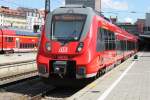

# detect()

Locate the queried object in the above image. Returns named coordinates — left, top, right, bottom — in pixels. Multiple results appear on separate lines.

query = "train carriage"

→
left=0, top=29, right=16, bottom=53
left=36, top=5, right=138, bottom=87
left=0, top=28, right=40, bottom=53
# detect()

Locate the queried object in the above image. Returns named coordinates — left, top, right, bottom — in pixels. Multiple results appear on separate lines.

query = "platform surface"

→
left=68, top=52, right=150, bottom=100
left=0, top=53, right=36, bottom=65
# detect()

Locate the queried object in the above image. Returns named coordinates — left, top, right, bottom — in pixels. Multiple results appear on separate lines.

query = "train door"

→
left=0, top=29, right=3, bottom=53
left=116, top=38, right=122, bottom=56
left=16, top=38, right=20, bottom=51
left=0, top=35, right=2, bottom=51
left=96, top=28, right=105, bottom=67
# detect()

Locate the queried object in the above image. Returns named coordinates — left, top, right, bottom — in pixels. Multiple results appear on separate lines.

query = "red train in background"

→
left=0, top=27, right=40, bottom=54
left=37, top=5, right=138, bottom=87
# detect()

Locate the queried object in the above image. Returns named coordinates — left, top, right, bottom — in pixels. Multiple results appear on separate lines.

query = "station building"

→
left=65, top=0, right=101, bottom=12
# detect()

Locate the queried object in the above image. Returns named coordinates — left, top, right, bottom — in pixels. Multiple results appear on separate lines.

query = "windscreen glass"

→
left=51, top=14, right=86, bottom=41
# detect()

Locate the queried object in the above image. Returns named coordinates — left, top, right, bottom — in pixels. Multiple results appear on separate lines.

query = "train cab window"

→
left=51, top=14, right=86, bottom=42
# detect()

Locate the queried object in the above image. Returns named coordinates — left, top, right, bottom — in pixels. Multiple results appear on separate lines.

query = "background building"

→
left=0, top=6, right=44, bottom=32
left=65, top=0, right=101, bottom=12
left=110, top=16, right=118, bottom=24
left=0, top=6, right=26, bottom=29
left=117, top=23, right=139, bottom=36
left=144, top=13, right=150, bottom=35
left=18, top=7, right=45, bottom=32
left=135, top=19, right=145, bottom=35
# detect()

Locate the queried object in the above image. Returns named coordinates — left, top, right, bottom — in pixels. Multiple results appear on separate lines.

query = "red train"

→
left=0, top=28, right=40, bottom=54
left=37, top=5, right=138, bottom=86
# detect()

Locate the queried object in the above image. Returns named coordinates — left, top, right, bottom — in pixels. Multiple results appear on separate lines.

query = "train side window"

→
left=25, top=44, right=27, bottom=48
left=111, top=31, right=116, bottom=50
left=20, top=43, right=22, bottom=48
left=127, top=41, right=129, bottom=51
left=121, top=41, right=124, bottom=51
left=108, top=31, right=114, bottom=50
left=28, top=44, right=29, bottom=48
left=104, top=30, right=116, bottom=50
left=100, top=28, right=106, bottom=51
left=107, top=32, right=112, bottom=50
left=97, top=28, right=116, bottom=51
left=5, top=37, right=13, bottom=42
left=96, top=28, right=101, bottom=52
left=29, top=44, right=30, bottom=48
left=22, top=44, right=23, bottom=48
left=104, top=29, right=109, bottom=50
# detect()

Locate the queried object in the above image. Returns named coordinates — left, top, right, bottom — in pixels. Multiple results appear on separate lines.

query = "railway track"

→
left=0, top=60, right=82, bottom=100
left=0, top=76, right=81, bottom=100
left=0, top=58, right=126, bottom=100
left=0, top=60, right=38, bottom=85
left=0, top=60, right=117, bottom=100
left=0, top=77, right=54, bottom=100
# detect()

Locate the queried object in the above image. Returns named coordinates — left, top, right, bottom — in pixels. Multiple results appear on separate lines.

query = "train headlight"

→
left=76, top=42, right=84, bottom=52
left=77, top=67, right=86, bottom=76
left=46, top=42, right=51, bottom=51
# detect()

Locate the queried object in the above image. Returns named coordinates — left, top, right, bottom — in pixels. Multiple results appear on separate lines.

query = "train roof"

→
left=0, top=26, right=40, bottom=36
left=15, top=30, right=40, bottom=36
left=0, top=29, right=16, bottom=35
left=52, top=5, right=95, bottom=16
left=51, top=5, right=138, bottom=41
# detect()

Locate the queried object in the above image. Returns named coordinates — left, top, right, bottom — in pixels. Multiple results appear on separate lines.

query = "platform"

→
left=0, top=53, right=36, bottom=65
left=68, top=52, right=150, bottom=100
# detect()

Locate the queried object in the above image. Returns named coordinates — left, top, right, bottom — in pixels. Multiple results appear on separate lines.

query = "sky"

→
left=0, top=0, right=150, bottom=23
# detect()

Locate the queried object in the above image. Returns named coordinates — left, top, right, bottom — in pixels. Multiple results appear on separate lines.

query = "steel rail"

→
left=0, top=71, right=38, bottom=85
left=0, top=60, right=35, bottom=68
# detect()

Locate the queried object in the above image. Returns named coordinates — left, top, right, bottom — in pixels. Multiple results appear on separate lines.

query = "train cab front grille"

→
left=50, top=60, right=76, bottom=78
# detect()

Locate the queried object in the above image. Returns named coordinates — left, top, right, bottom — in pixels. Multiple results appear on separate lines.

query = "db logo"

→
left=59, top=47, right=68, bottom=53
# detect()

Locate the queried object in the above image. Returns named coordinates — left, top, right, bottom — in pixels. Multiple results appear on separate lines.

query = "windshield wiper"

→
left=53, top=36, right=76, bottom=41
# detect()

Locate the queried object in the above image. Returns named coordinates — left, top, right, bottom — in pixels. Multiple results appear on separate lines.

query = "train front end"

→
left=37, top=6, right=97, bottom=85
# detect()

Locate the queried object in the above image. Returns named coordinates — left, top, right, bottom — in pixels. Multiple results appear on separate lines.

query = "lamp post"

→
left=45, top=0, right=50, bottom=19
left=100, top=0, right=101, bottom=13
